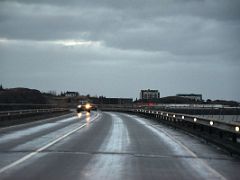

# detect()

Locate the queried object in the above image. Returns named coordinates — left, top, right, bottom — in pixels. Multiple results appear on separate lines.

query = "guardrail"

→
left=136, top=105, right=240, bottom=116
left=0, top=103, right=61, bottom=111
left=135, top=109, right=240, bottom=134
left=133, top=108, right=240, bottom=155
left=0, top=108, right=70, bottom=121
left=100, top=107, right=240, bottom=155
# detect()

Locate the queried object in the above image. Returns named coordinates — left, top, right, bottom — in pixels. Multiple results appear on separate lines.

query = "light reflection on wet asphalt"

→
left=0, top=111, right=239, bottom=180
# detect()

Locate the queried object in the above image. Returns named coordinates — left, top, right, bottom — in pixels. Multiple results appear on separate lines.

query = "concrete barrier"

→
left=134, top=108, right=240, bottom=155
left=100, top=107, right=240, bottom=155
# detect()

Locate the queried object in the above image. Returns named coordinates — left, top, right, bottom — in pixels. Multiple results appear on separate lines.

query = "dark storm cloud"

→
left=2, top=0, right=240, bottom=21
left=0, top=0, right=240, bottom=100
left=0, top=0, right=240, bottom=57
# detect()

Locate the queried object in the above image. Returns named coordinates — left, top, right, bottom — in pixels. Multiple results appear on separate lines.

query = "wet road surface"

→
left=0, top=111, right=240, bottom=180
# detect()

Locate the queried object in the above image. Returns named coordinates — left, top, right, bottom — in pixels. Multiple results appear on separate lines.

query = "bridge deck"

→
left=0, top=111, right=239, bottom=180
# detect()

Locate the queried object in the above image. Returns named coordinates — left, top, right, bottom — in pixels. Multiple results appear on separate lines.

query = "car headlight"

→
left=77, top=105, right=82, bottom=108
left=85, top=103, right=91, bottom=109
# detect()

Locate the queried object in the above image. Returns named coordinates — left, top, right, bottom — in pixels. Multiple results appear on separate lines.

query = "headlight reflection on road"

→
left=85, top=112, right=91, bottom=126
left=86, top=116, right=90, bottom=122
left=86, top=115, right=91, bottom=126
left=77, top=113, right=82, bottom=118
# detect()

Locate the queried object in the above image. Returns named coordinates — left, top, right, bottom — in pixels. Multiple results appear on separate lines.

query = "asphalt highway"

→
left=0, top=111, right=240, bottom=180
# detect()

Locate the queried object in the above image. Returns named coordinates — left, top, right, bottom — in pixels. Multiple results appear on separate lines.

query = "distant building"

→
left=64, top=91, right=79, bottom=97
left=96, top=97, right=133, bottom=105
left=140, top=89, right=160, bottom=100
left=176, top=94, right=202, bottom=101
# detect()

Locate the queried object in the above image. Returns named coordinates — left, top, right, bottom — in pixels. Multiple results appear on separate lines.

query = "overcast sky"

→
left=0, top=0, right=240, bottom=101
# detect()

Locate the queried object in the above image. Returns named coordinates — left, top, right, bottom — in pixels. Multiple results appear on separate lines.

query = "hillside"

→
left=0, top=88, right=47, bottom=104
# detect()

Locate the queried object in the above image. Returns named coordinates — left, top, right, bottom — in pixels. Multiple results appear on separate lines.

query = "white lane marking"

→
left=130, top=115, right=226, bottom=180
left=157, top=128, right=226, bottom=180
left=0, top=113, right=101, bottom=174
left=0, top=112, right=95, bottom=143
left=0, top=116, right=81, bottom=144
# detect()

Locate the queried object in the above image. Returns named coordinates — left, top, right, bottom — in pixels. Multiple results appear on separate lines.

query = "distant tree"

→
left=48, top=90, right=57, bottom=96
left=0, top=84, right=3, bottom=90
left=206, top=99, right=212, bottom=103
left=60, top=91, right=65, bottom=96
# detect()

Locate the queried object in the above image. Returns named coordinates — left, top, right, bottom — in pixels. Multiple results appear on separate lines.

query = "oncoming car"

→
left=77, top=102, right=92, bottom=113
